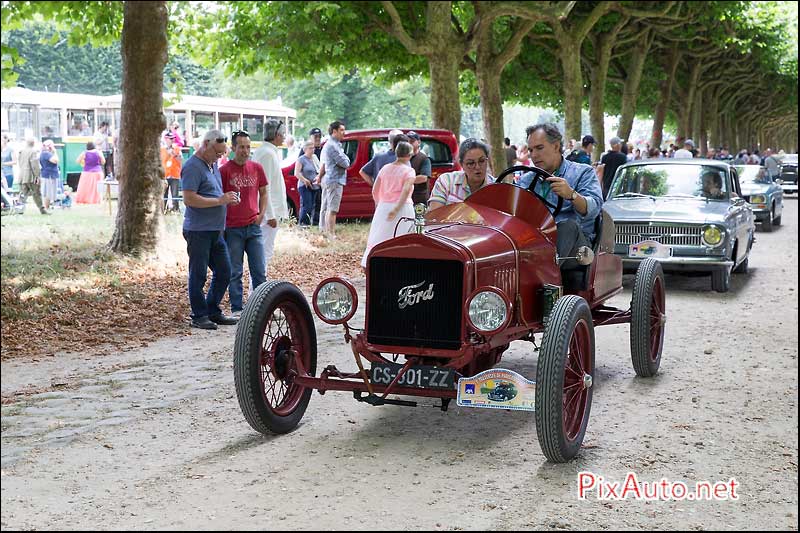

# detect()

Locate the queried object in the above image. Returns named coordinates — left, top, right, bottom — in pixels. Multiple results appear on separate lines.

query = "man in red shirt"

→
left=220, top=130, right=269, bottom=317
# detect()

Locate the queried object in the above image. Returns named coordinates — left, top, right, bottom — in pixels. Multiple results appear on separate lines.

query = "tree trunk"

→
left=559, top=44, right=583, bottom=143
left=617, top=30, right=651, bottom=143
left=650, top=44, right=679, bottom=149
left=691, top=87, right=703, bottom=146
left=428, top=52, right=462, bottom=140
left=476, top=68, right=505, bottom=177
left=588, top=65, right=606, bottom=162
left=679, top=61, right=702, bottom=140
left=108, top=1, right=168, bottom=256
left=588, top=29, right=618, bottom=161
left=708, top=94, right=720, bottom=149
left=698, top=97, right=708, bottom=156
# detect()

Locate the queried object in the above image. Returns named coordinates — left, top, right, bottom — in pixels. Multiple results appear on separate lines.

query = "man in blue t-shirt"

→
left=358, top=129, right=407, bottom=186
left=181, top=129, right=241, bottom=330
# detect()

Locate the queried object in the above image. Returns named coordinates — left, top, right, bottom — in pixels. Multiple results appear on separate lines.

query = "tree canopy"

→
left=2, top=0, right=797, bottom=257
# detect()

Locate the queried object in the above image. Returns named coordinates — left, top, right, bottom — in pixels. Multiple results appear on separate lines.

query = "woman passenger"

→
left=428, top=138, right=495, bottom=211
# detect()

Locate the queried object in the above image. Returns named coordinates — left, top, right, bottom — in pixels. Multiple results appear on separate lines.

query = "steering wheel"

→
left=496, top=165, right=564, bottom=217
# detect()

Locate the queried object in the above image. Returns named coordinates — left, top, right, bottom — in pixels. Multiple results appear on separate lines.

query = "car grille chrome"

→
left=615, top=223, right=702, bottom=246
left=367, top=257, right=463, bottom=350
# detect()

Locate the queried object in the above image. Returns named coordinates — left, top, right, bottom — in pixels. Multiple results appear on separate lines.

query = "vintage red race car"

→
left=233, top=165, right=666, bottom=462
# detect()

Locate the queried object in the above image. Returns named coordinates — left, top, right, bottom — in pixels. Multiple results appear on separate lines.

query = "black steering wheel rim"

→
left=496, top=165, right=564, bottom=217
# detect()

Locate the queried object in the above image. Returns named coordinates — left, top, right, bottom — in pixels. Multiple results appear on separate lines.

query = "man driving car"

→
left=515, top=123, right=604, bottom=270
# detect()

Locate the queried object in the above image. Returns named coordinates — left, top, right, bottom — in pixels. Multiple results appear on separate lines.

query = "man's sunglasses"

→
left=214, top=136, right=228, bottom=144
left=231, top=130, right=250, bottom=139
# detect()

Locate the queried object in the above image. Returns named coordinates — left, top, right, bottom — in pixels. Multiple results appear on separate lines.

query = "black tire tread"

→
left=535, top=295, right=594, bottom=463
left=762, top=208, right=773, bottom=232
left=233, top=280, right=317, bottom=435
left=630, top=258, right=664, bottom=377
left=711, top=267, right=730, bottom=293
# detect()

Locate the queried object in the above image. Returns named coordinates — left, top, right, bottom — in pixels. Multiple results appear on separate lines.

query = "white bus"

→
left=1, top=86, right=297, bottom=145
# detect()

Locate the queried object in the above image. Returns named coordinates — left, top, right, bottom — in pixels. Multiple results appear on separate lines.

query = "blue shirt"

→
left=361, top=150, right=396, bottom=181
left=39, top=150, right=60, bottom=179
left=181, top=154, right=226, bottom=231
left=517, top=158, right=603, bottom=241
left=320, top=138, right=350, bottom=186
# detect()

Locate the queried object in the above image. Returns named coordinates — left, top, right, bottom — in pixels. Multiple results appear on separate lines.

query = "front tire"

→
left=630, top=258, right=665, bottom=377
left=535, top=295, right=595, bottom=463
left=234, top=280, right=317, bottom=435
left=711, top=266, right=731, bottom=293
left=761, top=207, right=773, bottom=232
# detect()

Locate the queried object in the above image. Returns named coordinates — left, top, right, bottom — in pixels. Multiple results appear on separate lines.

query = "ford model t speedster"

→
left=233, top=165, right=666, bottom=463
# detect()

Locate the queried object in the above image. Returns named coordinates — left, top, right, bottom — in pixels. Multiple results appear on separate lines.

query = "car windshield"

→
left=610, top=164, right=729, bottom=200
left=781, top=154, right=797, bottom=164
left=735, top=165, right=772, bottom=184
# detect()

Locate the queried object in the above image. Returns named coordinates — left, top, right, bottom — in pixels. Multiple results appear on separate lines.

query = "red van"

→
left=282, top=128, right=461, bottom=219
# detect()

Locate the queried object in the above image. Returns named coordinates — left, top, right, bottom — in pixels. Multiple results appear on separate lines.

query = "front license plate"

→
left=370, top=362, right=455, bottom=390
left=629, top=239, right=672, bottom=259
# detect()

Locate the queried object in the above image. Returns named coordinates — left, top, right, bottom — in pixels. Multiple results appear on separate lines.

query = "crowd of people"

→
left=3, top=119, right=793, bottom=328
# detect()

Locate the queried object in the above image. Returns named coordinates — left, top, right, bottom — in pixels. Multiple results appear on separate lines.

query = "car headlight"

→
left=313, top=278, right=357, bottom=324
left=750, top=194, right=767, bottom=204
left=465, top=288, right=511, bottom=334
left=701, top=225, right=724, bottom=247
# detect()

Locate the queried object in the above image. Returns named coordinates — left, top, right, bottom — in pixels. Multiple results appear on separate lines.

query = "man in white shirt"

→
left=674, top=139, right=695, bottom=159
left=252, top=119, right=289, bottom=278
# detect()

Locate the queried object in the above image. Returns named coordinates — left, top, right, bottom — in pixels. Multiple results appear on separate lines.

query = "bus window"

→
left=218, top=112, right=240, bottom=139
left=243, top=115, right=263, bottom=140
left=97, top=110, right=115, bottom=132
left=192, top=111, right=215, bottom=141
left=40, top=108, right=61, bottom=139
left=67, top=110, right=94, bottom=136
left=3, top=103, right=35, bottom=140
left=164, top=110, right=186, bottom=136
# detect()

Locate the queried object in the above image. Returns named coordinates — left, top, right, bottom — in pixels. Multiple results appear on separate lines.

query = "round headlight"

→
left=750, top=194, right=767, bottom=204
left=702, top=225, right=724, bottom=246
left=466, top=288, right=510, bottom=334
left=313, top=278, right=357, bottom=324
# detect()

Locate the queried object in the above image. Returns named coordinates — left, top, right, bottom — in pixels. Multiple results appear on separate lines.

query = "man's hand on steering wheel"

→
left=495, top=165, right=564, bottom=217
left=546, top=176, right=577, bottom=201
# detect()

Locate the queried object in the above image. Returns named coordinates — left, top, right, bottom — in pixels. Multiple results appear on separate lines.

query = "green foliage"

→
left=195, top=2, right=425, bottom=83
left=2, top=21, right=216, bottom=95
left=215, top=67, right=432, bottom=131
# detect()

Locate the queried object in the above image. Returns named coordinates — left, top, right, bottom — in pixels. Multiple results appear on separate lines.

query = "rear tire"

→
left=630, top=258, right=665, bottom=377
left=234, top=280, right=317, bottom=435
left=535, top=295, right=595, bottom=463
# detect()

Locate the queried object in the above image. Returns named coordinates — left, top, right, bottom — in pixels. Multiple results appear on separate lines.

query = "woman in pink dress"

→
left=361, top=141, right=416, bottom=269
left=75, top=141, right=105, bottom=204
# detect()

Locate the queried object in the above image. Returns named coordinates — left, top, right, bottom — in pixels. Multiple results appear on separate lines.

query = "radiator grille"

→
left=615, top=223, right=702, bottom=246
left=367, top=257, right=463, bottom=350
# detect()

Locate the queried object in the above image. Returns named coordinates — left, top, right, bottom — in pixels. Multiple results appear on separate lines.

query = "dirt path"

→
left=2, top=201, right=797, bottom=530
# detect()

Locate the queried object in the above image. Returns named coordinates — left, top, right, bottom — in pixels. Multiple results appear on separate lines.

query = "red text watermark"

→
left=578, top=471, right=739, bottom=501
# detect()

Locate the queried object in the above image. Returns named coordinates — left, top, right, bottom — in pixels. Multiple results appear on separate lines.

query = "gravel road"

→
left=2, top=200, right=797, bottom=530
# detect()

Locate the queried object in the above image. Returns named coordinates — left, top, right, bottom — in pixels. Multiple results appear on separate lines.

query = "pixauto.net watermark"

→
left=578, top=471, right=739, bottom=501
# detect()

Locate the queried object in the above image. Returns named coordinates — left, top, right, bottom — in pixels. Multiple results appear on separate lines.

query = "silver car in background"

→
left=604, top=159, right=755, bottom=293
left=735, top=165, right=783, bottom=232
left=778, top=153, right=797, bottom=195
